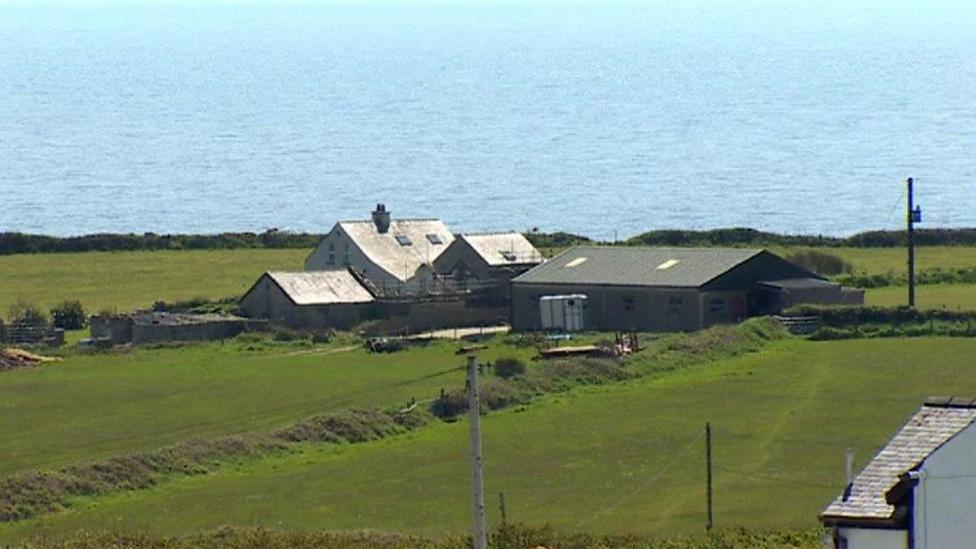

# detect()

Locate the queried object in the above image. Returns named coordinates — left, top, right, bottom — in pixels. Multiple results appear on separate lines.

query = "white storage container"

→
left=539, top=294, right=587, bottom=332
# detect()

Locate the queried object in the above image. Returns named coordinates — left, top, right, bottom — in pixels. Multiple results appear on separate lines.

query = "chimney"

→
left=371, top=203, right=391, bottom=233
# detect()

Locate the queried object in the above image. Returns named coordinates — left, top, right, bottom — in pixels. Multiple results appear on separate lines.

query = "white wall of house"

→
left=914, top=424, right=976, bottom=549
left=836, top=527, right=907, bottom=549
left=306, top=225, right=399, bottom=290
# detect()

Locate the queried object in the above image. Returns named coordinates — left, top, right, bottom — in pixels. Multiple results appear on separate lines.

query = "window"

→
left=395, top=235, right=413, bottom=246
left=343, top=252, right=350, bottom=265
left=709, top=297, right=725, bottom=313
left=328, top=243, right=335, bottom=252
left=426, top=233, right=443, bottom=245
left=623, top=297, right=636, bottom=313
left=327, top=252, right=336, bottom=265
left=668, top=297, right=683, bottom=315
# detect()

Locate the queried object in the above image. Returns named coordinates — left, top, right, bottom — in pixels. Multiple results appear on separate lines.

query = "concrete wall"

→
left=362, top=300, right=508, bottom=335
left=835, top=527, right=907, bottom=549
left=239, top=275, right=366, bottom=330
left=913, top=423, right=976, bottom=549
left=132, top=319, right=249, bottom=345
left=512, top=283, right=705, bottom=332
left=89, top=315, right=134, bottom=344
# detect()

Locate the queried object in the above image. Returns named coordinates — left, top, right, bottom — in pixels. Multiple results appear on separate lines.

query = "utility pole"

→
left=705, top=422, right=713, bottom=531
left=907, top=177, right=922, bottom=308
left=467, top=356, right=487, bottom=549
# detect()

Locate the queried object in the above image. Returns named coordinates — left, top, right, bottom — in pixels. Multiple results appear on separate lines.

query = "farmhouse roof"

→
left=821, top=397, right=976, bottom=526
left=338, top=219, right=454, bottom=282
left=264, top=270, right=375, bottom=305
left=457, top=232, right=542, bottom=267
left=511, top=246, right=769, bottom=288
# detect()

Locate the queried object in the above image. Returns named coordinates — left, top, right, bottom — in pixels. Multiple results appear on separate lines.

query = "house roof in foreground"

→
left=457, top=232, right=543, bottom=267
left=511, top=246, right=766, bottom=288
left=264, top=270, right=374, bottom=305
left=338, top=219, right=454, bottom=282
left=821, top=397, right=976, bottom=526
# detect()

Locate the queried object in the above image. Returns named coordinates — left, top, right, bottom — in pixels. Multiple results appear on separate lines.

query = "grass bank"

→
left=5, top=332, right=976, bottom=542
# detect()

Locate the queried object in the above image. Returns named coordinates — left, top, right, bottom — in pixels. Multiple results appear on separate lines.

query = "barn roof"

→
left=511, top=246, right=766, bottom=288
left=457, top=233, right=543, bottom=267
left=821, top=398, right=976, bottom=526
left=264, top=270, right=374, bottom=305
left=338, top=219, right=454, bottom=282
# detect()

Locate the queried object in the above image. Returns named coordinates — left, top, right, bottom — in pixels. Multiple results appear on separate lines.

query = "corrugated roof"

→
left=821, top=399, right=976, bottom=525
left=511, top=246, right=764, bottom=288
left=339, top=219, right=455, bottom=282
left=756, top=278, right=839, bottom=290
left=459, top=232, right=543, bottom=267
left=266, top=270, right=374, bottom=305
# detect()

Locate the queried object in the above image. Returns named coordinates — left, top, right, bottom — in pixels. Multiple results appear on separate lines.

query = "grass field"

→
left=865, top=283, right=976, bottom=310
left=0, top=338, right=535, bottom=478
left=4, top=245, right=976, bottom=317
left=0, top=248, right=310, bottom=313
left=4, top=337, right=976, bottom=544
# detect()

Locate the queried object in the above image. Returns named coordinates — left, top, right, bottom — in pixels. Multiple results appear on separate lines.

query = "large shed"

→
left=239, top=269, right=375, bottom=329
left=511, top=246, right=841, bottom=332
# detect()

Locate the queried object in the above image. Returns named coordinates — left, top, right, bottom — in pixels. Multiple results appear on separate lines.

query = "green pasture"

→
left=0, top=338, right=534, bottom=479
left=0, top=248, right=310, bottom=314
left=3, top=245, right=976, bottom=317
left=865, top=283, right=976, bottom=310
left=4, top=337, right=976, bottom=543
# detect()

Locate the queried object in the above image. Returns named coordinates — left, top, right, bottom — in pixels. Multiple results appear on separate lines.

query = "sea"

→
left=2, top=1, right=975, bottom=239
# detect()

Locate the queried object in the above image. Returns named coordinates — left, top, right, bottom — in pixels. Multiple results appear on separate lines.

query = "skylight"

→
left=500, top=250, right=517, bottom=262
left=426, top=234, right=443, bottom=245
left=395, top=235, right=413, bottom=246
left=656, top=259, right=680, bottom=270
left=565, top=257, right=588, bottom=268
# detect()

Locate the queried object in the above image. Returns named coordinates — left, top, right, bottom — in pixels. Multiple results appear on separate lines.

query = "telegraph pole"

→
left=467, top=356, right=487, bottom=549
left=907, top=177, right=916, bottom=308
left=705, top=422, right=713, bottom=531
left=906, top=178, right=923, bottom=308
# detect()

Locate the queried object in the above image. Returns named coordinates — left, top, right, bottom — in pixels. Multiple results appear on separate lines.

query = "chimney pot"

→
left=372, top=204, right=391, bottom=233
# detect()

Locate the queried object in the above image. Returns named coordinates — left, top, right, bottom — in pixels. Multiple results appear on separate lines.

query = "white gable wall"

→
left=836, top=527, right=907, bottom=549
left=306, top=224, right=400, bottom=290
left=914, top=422, right=976, bottom=549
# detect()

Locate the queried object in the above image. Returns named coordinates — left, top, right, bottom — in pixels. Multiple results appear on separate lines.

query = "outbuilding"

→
left=821, top=397, right=976, bottom=549
left=239, top=269, right=375, bottom=329
left=433, top=232, right=543, bottom=299
left=511, top=246, right=853, bottom=332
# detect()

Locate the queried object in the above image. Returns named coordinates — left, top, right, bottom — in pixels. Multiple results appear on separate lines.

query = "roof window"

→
left=395, top=235, right=413, bottom=246
left=500, top=250, right=517, bottom=262
left=565, top=257, right=588, bottom=268
left=656, top=259, right=680, bottom=270
left=426, top=234, right=443, bottom=245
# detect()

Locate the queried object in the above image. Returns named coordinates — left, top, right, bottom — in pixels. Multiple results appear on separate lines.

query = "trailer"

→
left=539, top=294, right=586, bottom=332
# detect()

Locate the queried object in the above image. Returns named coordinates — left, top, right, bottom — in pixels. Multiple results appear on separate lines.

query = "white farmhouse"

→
left=821, top=397, right=976, bottom=549
left=305, top=204, right=455, bottom=294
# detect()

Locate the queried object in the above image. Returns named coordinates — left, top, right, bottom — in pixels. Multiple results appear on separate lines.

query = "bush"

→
left=272, top=327, right=306, bottom=342
left=7, top=301, right=48, bottom=328
left=50, top=300, right=87, bottom=330
left=786, top=250, right=852, bottom=275
left=494, top=357, right=527, bottom=379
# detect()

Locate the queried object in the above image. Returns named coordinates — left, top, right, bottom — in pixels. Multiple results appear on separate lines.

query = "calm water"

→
left=2, top=2, right=975, bottom=238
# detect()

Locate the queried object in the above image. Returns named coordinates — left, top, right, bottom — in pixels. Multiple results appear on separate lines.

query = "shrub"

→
left=786, top=249, right=852, bottom=275
left=494, top=357, right=527, bottom=379
left=50, top=300, right=87, bottom=330
left=7, top=301, right=48, bottom=328
left=272, top=327, right=306, bottom=342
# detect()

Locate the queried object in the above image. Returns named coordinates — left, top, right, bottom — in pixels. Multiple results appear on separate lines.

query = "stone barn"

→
left=433, top=232, right=543, bottom=298
left=511, top=246, right=859, bottom=332
left=240, top=270, right=375, bottom=329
